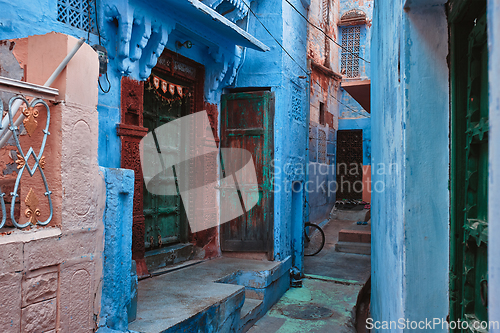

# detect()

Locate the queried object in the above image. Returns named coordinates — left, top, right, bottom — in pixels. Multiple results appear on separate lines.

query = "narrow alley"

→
left=0, top=0, right=499, bottom=332
left=248, top=212, right=371, bottom=333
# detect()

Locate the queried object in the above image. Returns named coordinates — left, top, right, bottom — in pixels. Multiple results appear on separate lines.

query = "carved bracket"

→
left=200, top=0, right=253, bottom=23
left=103, top=1, right=175, bottom=80
left=205, top=45, right=244, bottom=103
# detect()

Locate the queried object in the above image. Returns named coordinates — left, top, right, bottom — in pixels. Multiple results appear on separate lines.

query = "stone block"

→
left=24, top=230, right=98, bottom=271
left=145, top=243, right=194, bottom=272
left=0, top=242, right=23, bottom=273
left=22, top=269, right=58, bottom=307
left=309, top=138, right=317, bottom=162
left=335, top=241, right=371, bottom=255
left=0, top=272, right=22, bottom=333
left=339, top=229, right=371, bottom=243
left=21, top=298, right=57, bottom=333
left=59, top=261, right=94, bottom=333
left=60, top=101, right=103, bottom=231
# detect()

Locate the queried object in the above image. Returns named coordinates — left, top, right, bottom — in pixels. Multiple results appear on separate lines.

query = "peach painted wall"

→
left=0, top=33, right=105, bottom=333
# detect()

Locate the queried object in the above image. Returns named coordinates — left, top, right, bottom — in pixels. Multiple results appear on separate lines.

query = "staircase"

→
left=128, top=257, right=292, bottom=333
left=335, top=222, right=371, bottom=255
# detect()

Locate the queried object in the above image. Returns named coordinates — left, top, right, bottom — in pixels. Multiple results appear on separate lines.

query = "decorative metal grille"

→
left=341, top=26, right=361, bottom=78
left=57, top=0, right=97, bottom=34
left=0, top=96, right=53, bottom=229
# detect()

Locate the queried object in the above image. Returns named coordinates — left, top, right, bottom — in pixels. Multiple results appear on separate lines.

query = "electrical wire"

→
left=312, top=79, right=370, bottom=118
left=241, top=0, right=369, bottom=119
left=98, top=72, right=111, bottom=93
left=284, top=0, right=370, bottom=64
left=242, top=1, right=309, bottom=75
left=93, top=0, right=110, bottom=93
left=93, top=0, right=102, bottom=45
left=86, top=0, right=91, bottom=43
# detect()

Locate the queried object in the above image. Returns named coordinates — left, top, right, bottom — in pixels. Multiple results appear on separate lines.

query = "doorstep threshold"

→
left=145, top=259, right=206, bottom=279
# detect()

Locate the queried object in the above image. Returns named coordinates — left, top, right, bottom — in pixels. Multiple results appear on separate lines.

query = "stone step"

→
left=335, top=241, right=371, bottom=255
left=128, top=274, right=245, bottom=333
left=145, top=243, right=194, bottom=273
left=129, top=257, right=291, bottom=333
left=240, top=298, right=264, bottom=332
left=331, top=208, right=369, bottom=221
left=338, top=229, right=371, bottom=243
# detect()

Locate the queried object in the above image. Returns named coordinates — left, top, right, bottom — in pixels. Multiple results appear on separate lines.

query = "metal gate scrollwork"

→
left=0, top=96, right=53, bottom=229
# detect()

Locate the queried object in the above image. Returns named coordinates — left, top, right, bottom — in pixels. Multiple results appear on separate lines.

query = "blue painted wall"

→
left=337, top=0, right=372, bottom=203
left=96, top=0, right=252, bottom=167
left=0, top=0, right=100, bottom=42
left=308, top=126, right=336, bottom=223
left=371, top=1, right=406, bottom=325
left=1, top=0, right=310, bottom=322
left=371, top=0, right=449, bottom=330
left=305, top=0, right=340, bottom=226
left=99, top=167, right=135, bottom=331
left=235, top=0, right=309, bottom=264
left=488, top=0, right=500, bottom=329
left=0, top=0, right=251, bottom=168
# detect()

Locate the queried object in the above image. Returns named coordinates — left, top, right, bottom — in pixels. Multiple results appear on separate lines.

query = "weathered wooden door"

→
left=336, top=129, right=363, bottom=200
left=220, top=91, right=274, bottom=254
left=450, top=1, right=488, bottom=329
left=142, top=72, right=189, bottom=249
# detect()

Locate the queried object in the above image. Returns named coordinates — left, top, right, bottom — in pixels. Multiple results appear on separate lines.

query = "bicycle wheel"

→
left=304, top=222, right=325, bottom=256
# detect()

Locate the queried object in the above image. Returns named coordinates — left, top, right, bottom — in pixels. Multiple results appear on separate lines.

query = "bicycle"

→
left=303, top=200, right=326, bottom=256
left=304, top=222, right=325, bottom=256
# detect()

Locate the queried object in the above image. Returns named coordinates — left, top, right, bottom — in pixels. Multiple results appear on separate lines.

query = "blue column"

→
left=99, top=167, right=135, bottom=332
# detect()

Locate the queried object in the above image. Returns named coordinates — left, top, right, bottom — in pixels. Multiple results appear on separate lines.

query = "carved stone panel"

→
left=118, top=77, right=149, bottom=276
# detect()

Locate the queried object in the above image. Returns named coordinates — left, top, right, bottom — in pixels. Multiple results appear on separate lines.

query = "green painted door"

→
left=143, top=72, right=189, bottom=250
left=220, top=91, right=274, bottom=254
left=450, top=1, right=488, bottom=330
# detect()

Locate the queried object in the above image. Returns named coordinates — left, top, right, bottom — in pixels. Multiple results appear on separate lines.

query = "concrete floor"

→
left=247, top=219, right=371, bottom=333
left=128, top=258, right=286, bottom=333
left=305, top=219, right=370, bottom=283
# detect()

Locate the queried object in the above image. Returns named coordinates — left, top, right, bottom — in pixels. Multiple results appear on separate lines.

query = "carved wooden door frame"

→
left=118, top=50, right=206, bottom=277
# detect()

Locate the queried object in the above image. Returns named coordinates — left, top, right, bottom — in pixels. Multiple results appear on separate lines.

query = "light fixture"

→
left=176, top=40, right=193, bottom=49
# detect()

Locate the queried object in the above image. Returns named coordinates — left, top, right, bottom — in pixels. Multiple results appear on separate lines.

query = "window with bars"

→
left=57, top=0, right=97, bottom=34
left=341, top=26, right=361, bottom=78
